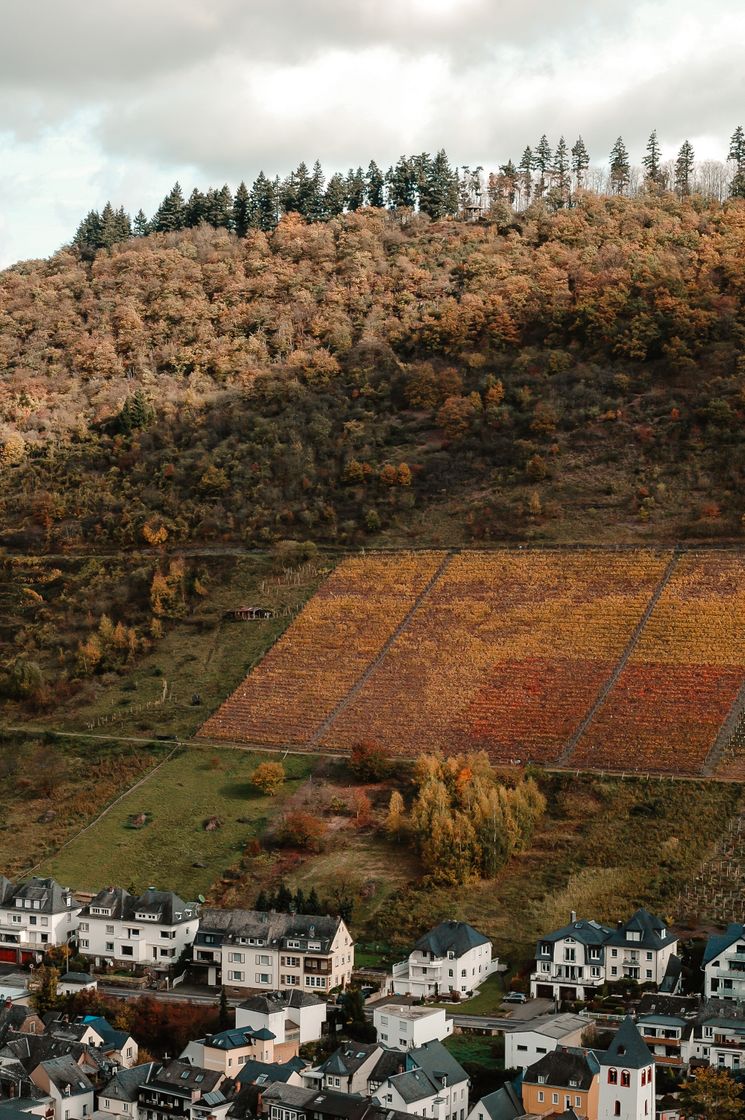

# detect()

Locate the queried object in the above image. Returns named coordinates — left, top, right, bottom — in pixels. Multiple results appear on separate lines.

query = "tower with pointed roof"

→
left=597, top=1017, right=655, bottom=1120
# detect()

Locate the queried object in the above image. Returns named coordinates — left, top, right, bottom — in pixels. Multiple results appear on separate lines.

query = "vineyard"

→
left=199, top=548, right=745, bottom=778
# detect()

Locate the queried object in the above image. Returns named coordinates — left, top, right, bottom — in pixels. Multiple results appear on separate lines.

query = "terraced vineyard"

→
left=199, top=548, right=745, bottom=777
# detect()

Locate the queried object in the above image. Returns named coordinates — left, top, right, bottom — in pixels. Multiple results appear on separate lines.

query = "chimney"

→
left=570, top=911, right=577, bottom=924
left=617, top=920, right=623, bottom=930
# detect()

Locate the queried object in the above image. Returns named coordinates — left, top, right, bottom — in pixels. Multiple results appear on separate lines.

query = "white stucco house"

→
left=503, top=1013, right=587, bottom=1070
left=0, top=877, right=80, bottom=965
left=373, top=1005, right=452, bottom=1051
left=235, top=990, right=326, bottom=1047
left=703, top=924, right=745, bottom=1001
left=392, top=921, right=496, bottom=998
left=77, top=887, right=199, bottom=972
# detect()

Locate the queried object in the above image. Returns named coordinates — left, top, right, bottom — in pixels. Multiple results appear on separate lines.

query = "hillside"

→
left=1, top=194, right=745, bottom=553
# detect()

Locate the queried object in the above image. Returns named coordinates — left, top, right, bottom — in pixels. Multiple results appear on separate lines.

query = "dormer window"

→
left=537, top=1076, right=547, bottom=1085
left=660, top=928, right=666, bottom=938
left=627, top=931, right=641, bottom=942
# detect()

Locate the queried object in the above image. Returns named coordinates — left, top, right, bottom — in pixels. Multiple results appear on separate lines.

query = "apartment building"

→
left=0, top=877, right=80, bottom=964
left=77, top=887, right=199, bottom=971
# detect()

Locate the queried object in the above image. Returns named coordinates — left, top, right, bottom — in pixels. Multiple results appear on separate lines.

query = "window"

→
left=229, top=952, right=245, bottom=964
left=611, top=966, right=618, bottom=976
left=552, top=1094, right=558, bottom=1105
left=282, top=956, right=300, bottom=967
left=256, top=954, right=270, bottom=965
left=537, top=1093, right=544, bottom=1104
left=608, top=1070, right=618, bottom=1085
left=107, top=925, right=115, bottom=934
left=79, top=922, right=89, bottom=932
left=614, top=1103, right=621, bottom=1117
left=517, top=1045, right=527, bottom=1053
left=80, top=939, right=89, bottom=948
left=106, top=941, right=114, bottom=951
left=646, top=952, right=653, bottom=960
left=611, top=949, right=618, bottom=957
left=621, top=1071, right=630, bottom=1087
left=575, top=1098, right=581, bottom=1107
left=399, top=1039, right=407, bottom=1048
left=256, top=972, right=270, bottom=984
left=646, top=970, right=652, bottom=979
left=121, top=945, right=133, bottom=956
left=282, top=974, right=300, bottom=985
left=127, top=928, right=140, bottom=938
left=229, top=971, right=244, bottom=981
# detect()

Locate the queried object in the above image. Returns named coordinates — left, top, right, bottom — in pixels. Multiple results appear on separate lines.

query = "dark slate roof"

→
left=703, top=924, right=745, bottom=966
left=598, top=1018, right=653, bottom=1070
left=149, top=1061, right=222, bottom=1095
left=368, top=1050, right=406, bottom=1086
left=636, top=994, right=701, bottom=1020
left=227, top=1082, right=263, bottom=1120
left=197, top=910, right=342, bottom=952
left=407, top=1040, right=468, bottom=1089
left=523, top=1048, right=599, bottom=1091
left=469, top=1084, right=523, bottom=1120
left=605, top=909, right=677, bottom=950
left=236, top=1059, right=305, bottom=1086
left=319, top=1044, right=378, bottom=1078
left=538, top=919, right=613, bottom=946
left=80, top=1017, right=130, bottom=1050
left=101, top=1063, right=159, bottom=1102
left=238, top=990, right=323, bottom=1014
left=0, top=878, right=15, bottom=906
left=384, top=1069, right=436, bottom=1104
left=263, top=1085, right=370, bottom=1120
left=413, top=921, right=490, bottom=958
left=204, top=1028, right=275, bottom=1050
left=82, top=888, right=197, bottom=925
left=1, top=878, right=76, bottom=916
left=39, top=1055, right=94, bottom=1095
left=0, top=1099, right=53, bottom=1120
left=60, top=973, right=95, bottom=985
left=659, top=955, right=683, bottom=995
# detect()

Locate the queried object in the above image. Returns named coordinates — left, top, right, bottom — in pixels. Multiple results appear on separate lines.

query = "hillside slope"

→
left=1, top=195, right=745, bottom=549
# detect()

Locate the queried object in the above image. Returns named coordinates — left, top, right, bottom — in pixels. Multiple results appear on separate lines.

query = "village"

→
left=0, top=877, right=741, bottom=1120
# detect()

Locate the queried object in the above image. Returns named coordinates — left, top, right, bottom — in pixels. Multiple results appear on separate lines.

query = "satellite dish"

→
left=198, top=894, right=206, bottom=903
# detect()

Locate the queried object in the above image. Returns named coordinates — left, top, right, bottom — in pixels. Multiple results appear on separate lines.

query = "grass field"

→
left=38, top=747, right=317, bottom=898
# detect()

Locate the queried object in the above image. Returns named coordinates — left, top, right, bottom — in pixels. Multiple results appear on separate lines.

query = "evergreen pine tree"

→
left=365, top=160, right=386, bottom=208
left=608, top=137, right=630, bottom=194
left=255, top=889, right=270, bottom=911
left=275, top=882, right=293, bottom=911
left=518, top=147, right=535, bottom=205
left=293, top=888, right=306, bottom=914
left=675, top=140, right=695, bottom=197
left=218, top=986, right=230, bottom=1029
left=73, top=210, right=102, bottom=256
left=307, top=887, right=322, bottom=914
left=232, top=181, right=251, bottom=238
left=133, top=209, right=150, bottom=237
left=643, top=129, right=664, bottom=189
left=728, top=125, right=745, bottom=198
left=152, top=182, right=186, bottom=232
left=386, top=156, right=418, bottom=209
left=346, top=167, right=366, bottom=211
left=421, top=149, right=459, bottom=219
left=497, top=161, right=518, bottom=206
left=571, top=136, right=590, bottom=191
left=185, top=188, right=207, bottom=228
left=534, top=135, right=553, bottom=196
left=204, top=185, right=233, bottom=228
left=249, top=172, right=279, bottom=231
left=324, top=173, right=348, bottom=217
left=550, top=136, right=571, bottom=207
left=304, top=160, right=326, bottom=221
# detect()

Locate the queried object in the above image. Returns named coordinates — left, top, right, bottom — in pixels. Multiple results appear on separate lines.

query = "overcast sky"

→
left=1, top=0, right=743, bottom=268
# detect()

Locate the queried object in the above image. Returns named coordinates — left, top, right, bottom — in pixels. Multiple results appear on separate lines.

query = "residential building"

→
left=235, top=990, right=326, bottom=1052
left=503, top=1014, right=587, bottom=1071
left=521, top=1047, right=600, bottom=1118
left=531, top=909, right=678, bottom=1001
left=191, top=911, right=353, bottom=994
left=0, top=1098, right=55, bottom=1120
left=686, top=999, right=745, bottom=1071
left=392, top=921, right=496, bottom=999
left=262, top=1085, right=410, bottom=1120
left=180, top=1028, right=276, bottom=1074
left=634, top=994, right=700, bottom=1070
left=308, top=1045, right=383, bottom=1096
left=372, top=1006, right=452, bottom=1051
left=0, top=878, right=80, bottom=965
left=30, top=1055, right=95, bottom=1120
left=96, top=1063, right=160, bottom=1120
left=136, top=1061, right=224, bottom=1120
left=596, top=1017, right=655, bottom=1120
left=57, top=974, right=97, bottom=998
left=464, top=1085, right=522, bottom=1120
left=77, top=888, right=199, bottom=973
left=702, top=923, right=745, bottom=1001
left=235, top=1058, right=306, bottom=1089
left=373, top=1040, right=469, bottom=1120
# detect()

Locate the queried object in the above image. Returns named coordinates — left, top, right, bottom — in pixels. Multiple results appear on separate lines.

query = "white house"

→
left=77, top=887, right=199, bottom=972
left=703, top=923, right=745, bottom=1001
left=503, top=1013, right=587, bottom=1070
left=95, top=1062, right=159, bottom=1120
left=531, top=909, right=679, bottom=1001
left=373, top=1040, right=469, bottom=1120
left=191, top=910, right=353, bottom=993
left=392, top=921, right=496, bottom=999
left=634, top=993, right=700, bottom=1070
left=58, top=973, right=97, bottom=998
left=235, top=990, right=326, bottom=1047
left=0, top=877, right=80, bottom=965
left=465, top=1085, right=522, bottom=1120
left=31, top=1055, right=95, bottom=1120
left=373, top=1005, right=452, bottom=1050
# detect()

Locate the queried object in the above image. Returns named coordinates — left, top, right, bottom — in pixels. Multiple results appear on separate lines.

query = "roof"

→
left=39, top=1055, right=94, bottom=1095
left=703, top=924, right=745, bottom=966
left=149, top=1061, right=222, bottom=1095
left=368, top=1050, right=406, bottom=1086
left=386, top=1069, right=436, bottom=1104
left=239, top=990, right=324, bottom=1015
left=319, top=1044, right=378, bottom=1078
left=80, top=1016, right=131, bottom=1049
left=505, top=1014, right=586, bottom=1041
left=373, top=1005, right=443, bottom=1022
left=538, top=919, right=613, bottom=946
left=407, top=1040, right=468, bottom=1089
left=413, top=921, right=490, bottom=958
left=263, top=1084, right=370, bottom=1120
left=659, top=955, right=683, bottom=995
left=605, top=909, right=677, bottom=951
left=236, top=1058, right=306, bottom=1086
left=101, top=1063, right=159, bottom=1102
left=0, top=1100, right=53, bottom=1120
left=60, top=973, right=95, bottom=985
left=523, top=1048, right=599, bottom=1091
left=204, top=1028, right=275, bottom=1050
left=636, top=994, right=700, bottom=1020
left=0, top=878, right=75, bottom=916
left=598, top=1018, right=653, bottom=1070
left=197, top=909, right=343, bottom=952
left=469, top=1084, right=523, bottom=1120
left=81, top=887, right=197, bottom=925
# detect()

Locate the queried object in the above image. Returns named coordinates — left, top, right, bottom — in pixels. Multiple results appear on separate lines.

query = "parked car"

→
left=503, top=992, right=528, bottom=1004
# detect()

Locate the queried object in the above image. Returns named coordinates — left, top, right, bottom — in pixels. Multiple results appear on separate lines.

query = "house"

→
left=702, top=924, right=745, bottom=1001
left=0, top=1097, right=55, bottom=1120
left=596, top=1017, right=655, bottom=1120
left=373, top=1005, right=452, bottom=1051
left=57, top=976, right=97, bottom=998
left=521, top=1047, right=600, bottom=1118
left=308, top=1045, right=383, bottom=1096
left=392, top=921, right=496, bottom=998
left=503, top=1014, right=587, bottom=1071
left=235, top=990, right=326, bottom=1054
left=0, top=878, right=80, bottom=965
left=374, top=1040, right=469, bottom=1120
left=180, top=1028, right=276, bottom=1075
left=464, top=1084, right=523, bottom=1120
left=634, top=994, right=700, bottom=1069
left=686, top=999, right=745, bottom=1071
left=95, top=1062, right=159, bottom=1120
left=30, top=1055, right=95, bottom=1120
left=531, top=910, right=678, bottom=1002
left=78, top=1019, right=138, bottom=1070
left=262, top=1085, right=409, bottom=1120
left=235, top=1057, right=306, bottom=1089
left=136, top=1061, right=225, bottom=1120
left=191, top=911, right=353, bottom=994
left=77, top=888, right=199, bottom=973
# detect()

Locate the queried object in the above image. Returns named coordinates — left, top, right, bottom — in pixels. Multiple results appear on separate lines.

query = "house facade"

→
left=531, top=909, right=678, bottom=1001
left=235, top=990, right=326, bottom=1051
left=392, top=921, right=495, bottom=999
left=136, top=1061, right=223, bottom=1120
left=96, top=1063, right=160, bottom=1120
left=597, top=1017, right=655, bottom=1120
left=372, top=1040, right=469, bottom=1120
left=180, top=1028, right=276, bottom=1074
left=702, top=924, right=745, bottom=1001
left=191, top=911, right=353, bottom=994
left=503, top=1014, right=587, bottom=1071
left=372, top=1006, right=452, bottom=1051
left=77, top=888, right=199, bottom=972
left=521, top=1047, right=600, bottom=1118
left=0, top=878, right=80, bottom=965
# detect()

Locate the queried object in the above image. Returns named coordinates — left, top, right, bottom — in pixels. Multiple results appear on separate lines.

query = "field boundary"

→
left=306, top=550, right=456, bottom=748
left=703, top=680, right=745, bottom=776
left=557, top=548, right=681, bottom=767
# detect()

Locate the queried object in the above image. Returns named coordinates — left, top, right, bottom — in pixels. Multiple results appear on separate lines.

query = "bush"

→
left=276, top=810, right=328, bottom=852
left=349, top=740, right=391, bottom=781
left=251, top=761, right=286, bottom=795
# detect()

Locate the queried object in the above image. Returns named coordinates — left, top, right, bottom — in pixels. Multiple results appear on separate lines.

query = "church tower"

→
left=597, top=1016, right=655, bottom=1120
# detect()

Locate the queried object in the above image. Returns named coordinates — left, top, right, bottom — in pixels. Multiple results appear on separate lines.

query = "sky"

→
left=1, top=0, right=743, bottom=268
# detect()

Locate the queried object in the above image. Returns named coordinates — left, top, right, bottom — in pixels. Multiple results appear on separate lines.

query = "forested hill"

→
left=1, top=193, right=745, bottom=551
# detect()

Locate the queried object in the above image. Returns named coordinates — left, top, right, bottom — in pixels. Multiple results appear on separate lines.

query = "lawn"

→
left=443, top=973, right=509, bottom=1016
left=444, top=1032, right=503, bottom=1067
left=38, top=746, right=317, bottom=898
